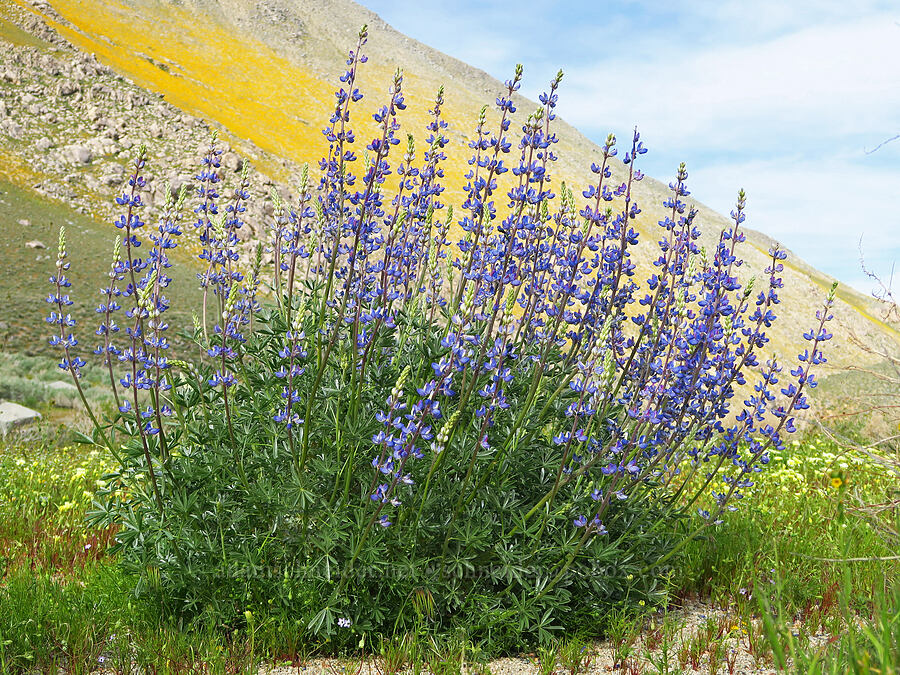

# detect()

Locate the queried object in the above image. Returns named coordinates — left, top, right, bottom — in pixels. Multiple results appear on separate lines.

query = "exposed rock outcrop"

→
left=0, top=2, right=302, bottom=251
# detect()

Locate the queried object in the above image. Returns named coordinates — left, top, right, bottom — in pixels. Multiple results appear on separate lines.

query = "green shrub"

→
left=44, top=27, right=834, bottom=649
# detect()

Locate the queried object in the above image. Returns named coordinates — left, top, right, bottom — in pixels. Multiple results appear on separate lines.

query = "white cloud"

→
left=687, top=157, right=900, bottom=293
left=559, top=15, right=900, bottom=153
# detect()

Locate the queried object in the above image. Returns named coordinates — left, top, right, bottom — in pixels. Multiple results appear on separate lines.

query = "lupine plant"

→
left=48, top=26, right=836, bottom=648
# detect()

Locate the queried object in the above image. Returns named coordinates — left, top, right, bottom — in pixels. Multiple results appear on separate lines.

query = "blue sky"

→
left=361, top=0, right=899, bottom=294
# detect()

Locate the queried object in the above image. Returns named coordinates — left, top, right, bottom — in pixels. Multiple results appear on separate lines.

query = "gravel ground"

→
left=256, top=600, right=837, bottom=675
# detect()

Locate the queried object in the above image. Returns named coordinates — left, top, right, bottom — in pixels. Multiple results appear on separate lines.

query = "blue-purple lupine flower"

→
left=93, top=236, right=126, bottom=408
left=273, top=321, right=308, bottom=430
left=194, top=133, right=223, bottom=335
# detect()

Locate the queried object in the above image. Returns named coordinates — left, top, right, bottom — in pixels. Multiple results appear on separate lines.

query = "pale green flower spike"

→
left=176, top=184, right=189, bottom=211
left=57, top=226, right=67, bottom=260
left=225, top=282, right=241, bottom=314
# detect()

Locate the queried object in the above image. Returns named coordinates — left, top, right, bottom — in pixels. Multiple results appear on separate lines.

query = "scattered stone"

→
left=100, top=166, right=125, bottom=186
left=160, top=174, right=190, bottom=198
left=61, top=144, right=93, bottom=165
left=101, top=126, right=121, bottom=141
left=84, top=136, right=118, bottom=158
left=47, top=380, right=78, bottom=393
left=0, top=5, right=278, bottom=244
left=58, top=81, right=79, bottom=96
left=0, top=401, right=42, bottom=436
left=0, top=119, right=24, bottom=139
left=24, top=239, right=46, bottom=249
left=17, top=218, right=31, bottom=226
left=39, top=54, right=61, bottom=76
left=47, top=380, right=80, bottom=408
left=222, top=151, right=243, bottom=172
left=90, top=83, right=114, bottom=99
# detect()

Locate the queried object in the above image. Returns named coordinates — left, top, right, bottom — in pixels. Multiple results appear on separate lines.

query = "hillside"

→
left=1, top=0, right=897, bottom=411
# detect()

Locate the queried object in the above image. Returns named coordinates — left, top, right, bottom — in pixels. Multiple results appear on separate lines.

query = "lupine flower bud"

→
left=56, top=226, right=67, bottom=267
left=477, top=104, right=487, bottom=128
left=392, top=211, right=407, bottom=236
left=722, top=314, right=733, bottom=338
left=270, top=189, right=284, bottom=218
left=505, top=286, right=519, bottom=315
left=163, top=181, right=173, bottom=210
left=225, top=282, right=241, bottom=315
left=431, top=410, right=461, bottom=454
left=313, top=198, right=325, bottom=227
left=462, top=283, right=475, bottom=316
left=675, top=290, right=687, bottom=317
left=138, top=269, right=157, bottom=309
left=391, top=365, right=411, bottom=402
left=173, top=183, right=187, bottom=212
left=110, top=236, right=122, bottom=272
left=213, top=214, right=226, bottom=242
left=299, top=163, right=309, bottom=194
left=743, top=276, right=756, bottom=299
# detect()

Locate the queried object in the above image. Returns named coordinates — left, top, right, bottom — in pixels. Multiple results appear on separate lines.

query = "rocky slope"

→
left=0, top=0, right=293, bottom=245
left=1, top=0, right=897, bottom=397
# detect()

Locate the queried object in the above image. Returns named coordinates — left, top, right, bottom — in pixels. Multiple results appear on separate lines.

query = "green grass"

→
left=0, top=439, right=265, bottom=672
left=681, top=435, right=899, bottom=606
left=0, top=423, right=897, bottom=672
left=671, top=433, right=900, bottom=673
left=0, top=14, right=51, bottom=49
left=0, top=351, right=112, bottom=411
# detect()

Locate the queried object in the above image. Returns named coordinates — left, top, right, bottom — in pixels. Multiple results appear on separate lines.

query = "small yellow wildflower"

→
left=830, top=476, right=843, bottom=489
